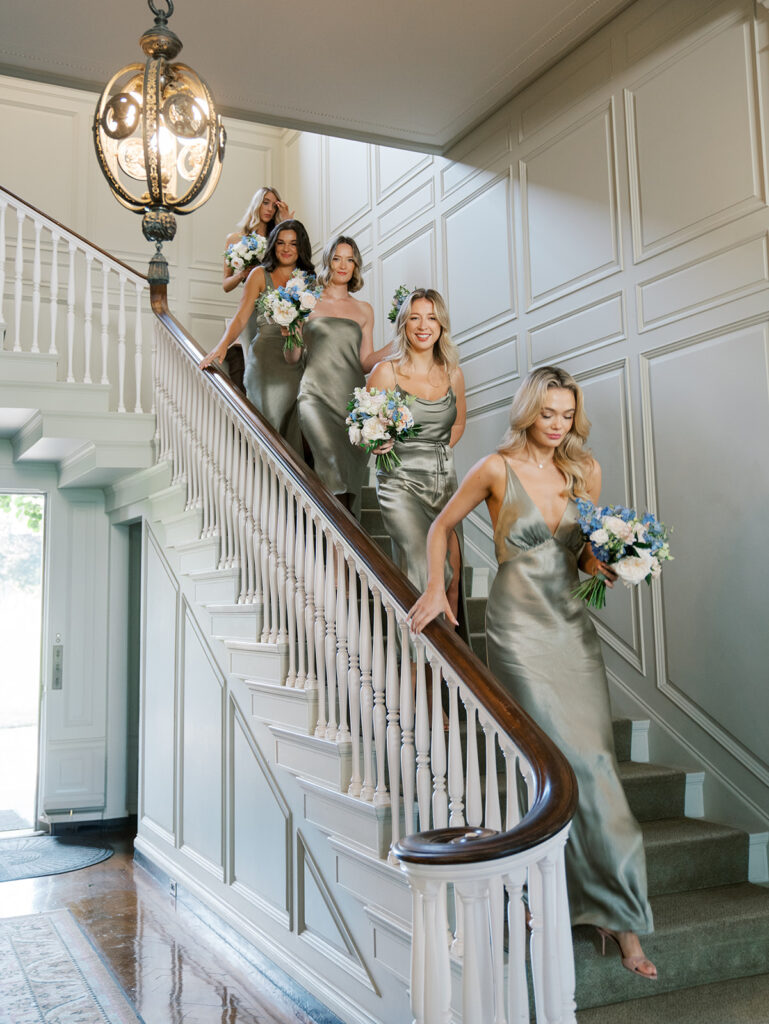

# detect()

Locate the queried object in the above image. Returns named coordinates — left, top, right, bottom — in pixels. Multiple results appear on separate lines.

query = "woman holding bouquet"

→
left=285, top=235, right=393, bottom=511
left=367, top=289, right=467, bottom=632
left=407, top=366, right=656, bottom=980
left=201, top=220, right=313, bottom=453
left=220, top=186, right=294, bottom=392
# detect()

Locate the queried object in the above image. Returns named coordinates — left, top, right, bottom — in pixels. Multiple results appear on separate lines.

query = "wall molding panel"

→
left=527, top=291, right=626, bottom=367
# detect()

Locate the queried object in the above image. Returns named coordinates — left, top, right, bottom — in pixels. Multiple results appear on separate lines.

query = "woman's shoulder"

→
left=367, top=357, right=396, bottom=386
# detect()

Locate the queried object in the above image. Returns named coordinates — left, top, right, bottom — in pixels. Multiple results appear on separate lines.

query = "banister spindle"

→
left=414, top=643, right=431, bottom=830
left=313, top=517, right=327, bottom=733
left=464, top=699, right=482, bottom=828
left=66, top=241, right=76, bottom=381
left=100, top=262, right=110, bottom=388
left=268, top=465, right=280, bottom=641
left=276, top=476, right=288, bottom=644
left=323, top=535, right=338, bottom=739
left=358, top=573, right=374, bottom=802
left=447, top=678, right=465, bottom=828
left=346, top=559, right=361, bottom=796
left=117, top=273, right=128, bottom=410
left=400, top=621, right=416, bottom=837
left=335, top=543, right=350, bottom=742
left=385, top=604, right=402, bottom=861
left=284, top=487, right=297, bottom=683
left=134, top=280, right=144, bottom=412
left=48, top=231, right=59, bottom=355
left=31, top=218, right=42, bottom=353
left=430, top=659, right=448, bottom=829
left=483, top=721, right=502, bottom=833
left=302, top=506, right=317, bottom=692
left=0, top=199, right=7, bottom=345
left=13, top=207, right=25, bottom=352
left=293, top=497, right=307, bottom=688
left=371, top=588, right=389, bottom=808
left=83, top=252, right=93, bottom=382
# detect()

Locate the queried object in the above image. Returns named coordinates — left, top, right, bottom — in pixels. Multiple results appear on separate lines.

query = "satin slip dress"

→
left=486, top=459, right=653, bottom=934
left=297, top=317, right=368, bottom=503
left=243, top=268, right=303, bottom=454
left=376, top=362, right=467, bottom=638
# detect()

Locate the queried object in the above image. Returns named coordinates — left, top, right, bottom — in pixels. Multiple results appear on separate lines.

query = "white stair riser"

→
left=300, top=779, right=390, bottom=859
left=194, top=574, right=241, bottom=605
left=149, top=483, right=188, bottom=520
left=178, top=539, right=220, bottom=574
left=209, top=606, right=262, bottom=641
left=272, top=727, right=352, bottom=793
left=229, top=643, right=287, bottom=685
left=247, top=680, right=317, bottom=732
left=163, top=511, right=203, bottom=547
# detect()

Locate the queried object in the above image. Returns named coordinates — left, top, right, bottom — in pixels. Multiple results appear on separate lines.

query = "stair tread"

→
left=617, top=760, right=686, bottom=781
left=576, top=971, right=769, bottom=1023
left=641, top=816, right=746, bottom=847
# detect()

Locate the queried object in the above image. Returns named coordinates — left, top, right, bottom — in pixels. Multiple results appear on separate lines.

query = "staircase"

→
left=360, top=477, right=769, bottom=1019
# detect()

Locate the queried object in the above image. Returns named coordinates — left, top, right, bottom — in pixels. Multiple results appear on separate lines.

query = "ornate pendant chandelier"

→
left=92, top=0, right=226, bottom=283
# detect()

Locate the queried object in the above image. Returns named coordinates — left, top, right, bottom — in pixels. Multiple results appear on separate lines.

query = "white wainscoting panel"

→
left=325, top=136, right=372, bottom=235
left=528, top=292, right=625, bottom=366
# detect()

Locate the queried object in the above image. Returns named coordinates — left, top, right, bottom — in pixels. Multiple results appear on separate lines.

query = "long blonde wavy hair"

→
left=236, top=185, right=284, bottom=235
left=498, top=366, right=594, bottom=497
left=392, top=289, right=459, bottom=375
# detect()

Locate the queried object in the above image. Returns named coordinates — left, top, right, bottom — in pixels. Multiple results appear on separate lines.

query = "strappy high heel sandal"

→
left=595, top=927, right=657, bottom=980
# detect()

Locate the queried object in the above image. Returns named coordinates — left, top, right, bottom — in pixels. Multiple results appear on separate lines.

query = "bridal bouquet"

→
left=573, top=500, right=672, bottom=609
left=346, top=386, right=421, bottom=471
left=259, top=270, right=323, bottom=350
left=224, top=233, right=267, bottom=274
left=387, top=284, right=413, bottom=323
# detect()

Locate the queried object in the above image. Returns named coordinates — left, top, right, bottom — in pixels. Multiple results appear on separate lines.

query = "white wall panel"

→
left=444, top=175, right=515, bottom=339
left=626, top=15, right=764, bottom=260
left=528, top=292, right=625, bottom=366
left=376, top=146, right=432, bottom=201
left=520, top=103, right=621, bottom=308
left=325, top=136, right=372, bottom=235
left=379, top=226, right=436, bottom=314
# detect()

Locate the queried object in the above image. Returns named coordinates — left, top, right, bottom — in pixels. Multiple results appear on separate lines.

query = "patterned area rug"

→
left=0, top=809, right=31, bottom=831
left=0, top=836, right=113, bottom=881
left=0, top=909, right=142, bottom=1022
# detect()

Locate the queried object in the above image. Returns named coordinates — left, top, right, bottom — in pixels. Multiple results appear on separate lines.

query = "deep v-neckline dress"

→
left=486, top=460, right=653, bottom=934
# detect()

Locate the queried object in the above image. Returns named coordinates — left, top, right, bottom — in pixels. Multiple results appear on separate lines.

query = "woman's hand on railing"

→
left=406, top=584, right=458, bottom=633
left=199, top=339, right=230, bottom=369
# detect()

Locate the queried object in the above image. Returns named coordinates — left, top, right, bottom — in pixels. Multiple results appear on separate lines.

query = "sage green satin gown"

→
left=243, top=269, right=303, bottom=453
left=486, top=461, right=653, bottom=935
left=376, top=375, right=467, bottom=638
left=297, top=317, right=368, bottom=502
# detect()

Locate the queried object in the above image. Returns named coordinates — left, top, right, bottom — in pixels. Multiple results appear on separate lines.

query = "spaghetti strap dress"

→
left=486, top=460, right=653, bottom=934
left=243, top=268, right=303, bottom=453
left=376, top=363, right=468, bottom=639
left=297, top=317, right=368, bottom=504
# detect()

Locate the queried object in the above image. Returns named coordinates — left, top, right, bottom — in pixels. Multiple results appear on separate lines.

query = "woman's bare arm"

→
left=201, top=268, right=266, bottom=368
left=449, top=367, right=466, bottom=448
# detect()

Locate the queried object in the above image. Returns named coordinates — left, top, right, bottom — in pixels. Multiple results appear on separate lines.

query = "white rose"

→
left=348, top=424, right=363, bottom=445
left=271, top=299, right=298, bottom=326
left=368, top=391, right=387, bottom=413
left=361, top=417, right=389, bottom=444
left=614, top=551, right=655, bottom=587
left=590, top=528, right=609, bottom=546
left=604, top=516, right=635, bottom=543
left=230, top=256, right=245, bottom=272
left=299, top=291, right=317, bottom=311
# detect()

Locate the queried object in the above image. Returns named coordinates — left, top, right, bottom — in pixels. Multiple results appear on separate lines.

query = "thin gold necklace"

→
left=527, top=443, right=552, bottom=470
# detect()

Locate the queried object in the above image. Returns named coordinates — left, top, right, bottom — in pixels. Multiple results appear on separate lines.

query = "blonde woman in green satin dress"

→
left=367, top=289, right=467, bottom=630
left=201, top=221, right=314, bottom=454
left=407, top=366, right=657, bottom=981
left=284, top=235, right=393, bottom=511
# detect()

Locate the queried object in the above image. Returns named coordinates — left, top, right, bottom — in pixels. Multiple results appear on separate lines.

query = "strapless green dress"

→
left=486, top=460, right=653, bottom=934
left=243, top=269, right=303, bottom=453
left=376, top=374, right=467, bottom=637
left=297, top=317, right=368, bottom=501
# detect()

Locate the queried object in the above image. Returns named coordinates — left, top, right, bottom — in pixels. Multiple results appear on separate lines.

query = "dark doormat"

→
left=0, top=835, right=113, bottom=881
left=0, top=809, right=31, bottom=832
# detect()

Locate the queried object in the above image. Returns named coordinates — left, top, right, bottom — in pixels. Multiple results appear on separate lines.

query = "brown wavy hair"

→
left=317, top=235, right=364, bottom=292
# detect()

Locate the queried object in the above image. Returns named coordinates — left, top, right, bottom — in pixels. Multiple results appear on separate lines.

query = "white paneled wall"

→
left=282, top=0, right=769, bottom=828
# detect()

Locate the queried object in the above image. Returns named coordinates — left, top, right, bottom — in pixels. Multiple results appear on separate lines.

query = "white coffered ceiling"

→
left=0, top=0, right=634, bottom=152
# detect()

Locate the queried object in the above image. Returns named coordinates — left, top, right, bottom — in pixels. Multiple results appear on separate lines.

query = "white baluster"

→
left=347, top=560, right=361, bottom=796
left=31, top=218, right=42, bottom=353
left=457, top=877, right=495, bottom=1024
left=48, top=232, right=59, bottom=355
left=358, top=573, right=374, bottom=801
left=400, top=621, right=416, bottom=837
left=13, top=207, right=25, bottom=351
left=431, top=660, right=448, bottom=828
left=324, top=537, right=338, bottom=739
left=284, top=488, right=297, bottom=682
left=385, top=605, right=402, bottom=862
left=488, top=873, right=507, bottom=1024
left=100, top=261, right=110, bottom=387
left=66, top=241, right=76, bottom=381
left=276, top=477, right=288, bottom=644
left=251, top=443, right=265, bottom=611
left=313, top=517, right=327, bottom=734
left=407, top=875, right=452, bottom=1024
left=371, top=588, right=389, bottom=808
left=259, top=457, right=271, bottom=637
left=504, top=746, right=521, bottom=830
left=117, top=274, right=127, bottom=409
left=293, top=498, right=307, bottom=688
left=303, top=506, right=317, bottom=692
left=464, top=700, right=482, bottom=828
left=555, top=842, right=577, bottom=1023
left=134, top=280, right=144, bottom=412
left=268, top=466, right=280, bottom=640
left=505, top=868, right=530, bottom=1024
left=447, top=678, right=465, bottom=828
left=530, top=852, right=563, bottom=1024
left=415, top=643, right=431, bottom=830
left=483, top=722, right=502, bottom=832
left=0, top=198, right=7, bottom=345
left=335, top=544, right=350, bottom=742
left=83, top=253, right=93, bottom=382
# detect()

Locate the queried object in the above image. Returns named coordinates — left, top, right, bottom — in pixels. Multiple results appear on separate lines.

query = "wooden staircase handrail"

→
left=0, top=184, right=147, bottom=281
left=151, top=282, right=578, bottom=865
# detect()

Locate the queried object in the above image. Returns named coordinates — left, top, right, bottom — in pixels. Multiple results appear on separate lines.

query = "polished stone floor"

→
left=0, top=827, right=324, bottom=1024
